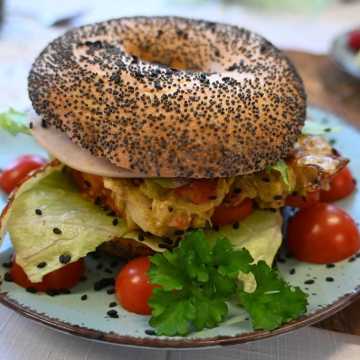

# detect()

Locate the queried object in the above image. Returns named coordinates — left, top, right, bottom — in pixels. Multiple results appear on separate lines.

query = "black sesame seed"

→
left=94, top=278, right=115, bottom=291
left=232, top=222, right=240, bottom=229
left=356, top=253, right=360, bottom=258
left=304, top=279, right=315, bottom=285
left=59, top=254, right=71, bottom=264
left=46, top=289, right=60, bottom=297
left=35, top=209, right=42, bottom=216
left=29, top=122, right=33, bottom=129
left=168, top=206, right=174, bottom=212
left=37, top=262, right=47, bottom=269
left=4, top=272, right=12, bottom=282
left=326, top=277, right=334, bottom=282
left=326, top=263, right=335, bottom=268
left=277, top=257, right=286, bottom=263
left=109, top=301, right=117, bottom=308
left=53, top=227, right=62, bottom=235
left=163, top=237, right=173, bottom=245
left=2, top=261, right=12, bottom=269
left=145, top=329, right=157, bottom=336
left=107, top=309, right=119, bottom=318
left=324, top=128, right=331, bottom=132
left=107, top=287, right=115, bottom=295
left=348, top=257, right=356, bottom=263
left=289, top=268, right=296, bottom=275
left=262, top=177, right=270, bottom=183
left=81, top=294, right=88, bottom=301
left=112, top=218, right=118, bottom=226
left=26, top=287, right=37, bottom=294
left=138, top=232, right=145, bottom=241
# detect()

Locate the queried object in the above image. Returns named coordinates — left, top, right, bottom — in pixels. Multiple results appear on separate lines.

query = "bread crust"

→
left=29, top=16, right=306, bottom=178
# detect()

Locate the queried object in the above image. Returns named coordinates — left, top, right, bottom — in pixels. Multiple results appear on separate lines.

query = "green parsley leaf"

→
left=148, top=229, right=308, bottom=336
left=302, top=120, right=340, bottom=136
left=149, top=289, right=196, bottom=336
left=266, top=160, right=290, bottom=189
left=0, top=108, right=30, bottom=136
left=237, top=261, right=308, bottom=331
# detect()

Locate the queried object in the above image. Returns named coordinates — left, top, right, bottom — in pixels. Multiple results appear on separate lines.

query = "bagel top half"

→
left=28, top=16, right=306, bottom=178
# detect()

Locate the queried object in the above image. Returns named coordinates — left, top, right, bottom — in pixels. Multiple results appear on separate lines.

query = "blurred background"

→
left=0, top=0, right=359, bottom=111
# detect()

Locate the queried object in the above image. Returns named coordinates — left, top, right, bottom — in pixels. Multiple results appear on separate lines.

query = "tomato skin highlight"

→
left=0, top=155, right=47, bottom=194
left=115, top=257, right=155, bottom=315
left=174, top=179, right=218, bottom=204
left=285, top=190, right=320, bottom=208
left=11, top=258, right=85, bottom=291
left=320, top=167, right=356, bottom=203
left=287, top=203, right=360, bottom=264
left=211, top=198, right=253, bottom=226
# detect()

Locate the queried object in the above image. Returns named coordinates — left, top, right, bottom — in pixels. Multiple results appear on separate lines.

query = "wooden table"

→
left=286, top=50, right=360, bottom=336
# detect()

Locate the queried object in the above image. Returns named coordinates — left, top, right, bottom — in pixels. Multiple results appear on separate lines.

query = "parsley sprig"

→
left=148, top=230, right=307, bottom=336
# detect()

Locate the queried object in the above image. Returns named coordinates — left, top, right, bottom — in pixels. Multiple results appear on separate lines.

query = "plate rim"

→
left=1, top=285, right=360, bottom=349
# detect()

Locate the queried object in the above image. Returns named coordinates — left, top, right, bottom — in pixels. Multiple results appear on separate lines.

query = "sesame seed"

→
left=37, top=262, right=47, bottom=269
left=53, top=227, right=62, bottom=235
left=35, top=209, right=42, bottom=216
left=59, top=254, right=71, bottom=264
left=81, top=294, right=88, bottom=301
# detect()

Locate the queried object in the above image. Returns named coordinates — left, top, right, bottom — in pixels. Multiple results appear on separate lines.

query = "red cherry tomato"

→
left=0, top=155, right=47, bottom=194
left=115, top=257, right=156, bottom=315
left=285, top=190, right=320, bottom=208
left=287, top=203, right=360, bottom=264
left=320, top=167, right=356, bottom=203
left=211, top=198, right=253, bottom=226
left=174, top=179, right=218, bottom=204
left=348, top=30, right=360, bottom=51
left=11, top=258, right=85, bottom=291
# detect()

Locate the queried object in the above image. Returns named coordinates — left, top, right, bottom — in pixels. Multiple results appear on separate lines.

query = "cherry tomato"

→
left=11, top=258, right=85, bottom=291
left=320, top=167, right=356, bottom=203
left=285, top=190, right=320, bottom=208
left=174, top=179, right=218, bottom=205
left=115, top=257, right=155, bottom=315
left=211, top=198, right=253, bottom=226
left=348, top=30, right=360, bottom=51
left=287, top=203, right=360, bottom=264
left=0, top=155, right=47, bottom=194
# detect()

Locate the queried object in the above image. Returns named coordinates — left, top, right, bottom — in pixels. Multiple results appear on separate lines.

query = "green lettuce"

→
left=0, top=108, right=30, bottom=136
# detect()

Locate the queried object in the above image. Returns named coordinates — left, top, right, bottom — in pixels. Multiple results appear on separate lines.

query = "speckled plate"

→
left=330, top=30, right=360, bottom=80
left=0, top=107, right=359, bottom=349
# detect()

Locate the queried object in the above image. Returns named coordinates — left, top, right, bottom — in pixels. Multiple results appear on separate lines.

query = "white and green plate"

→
left=0, top=107, right=359, bottom=349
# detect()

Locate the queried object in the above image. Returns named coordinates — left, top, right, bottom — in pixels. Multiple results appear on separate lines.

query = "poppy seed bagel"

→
left=28, top=16, right=306, bottom=178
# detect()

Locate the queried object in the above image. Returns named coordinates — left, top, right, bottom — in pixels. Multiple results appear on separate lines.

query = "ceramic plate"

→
left=0, top=107, right=359, bottom=349
left=330, top=31, right=360, bottom=80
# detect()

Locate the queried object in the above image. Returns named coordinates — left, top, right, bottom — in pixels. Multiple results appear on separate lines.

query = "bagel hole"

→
left=125, top=45, right=202, bottom=72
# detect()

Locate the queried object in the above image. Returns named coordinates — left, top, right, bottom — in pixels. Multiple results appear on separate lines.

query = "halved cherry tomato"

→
left=115, top=256, right=156, bottom=315
left=285, top=190, right=320, bottom=208
left=320, top=166, right=356, bottom=203
left=174, top=179, right=218, bottom=204
left=211, top=198, right=253, bottom=226
left=287, top=203, right=360, bottom=264
left=0, top=155, right=47, bottom=194
left=11, top=258, right=85, bottom=291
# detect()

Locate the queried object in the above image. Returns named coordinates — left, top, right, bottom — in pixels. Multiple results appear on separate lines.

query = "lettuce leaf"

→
left=1, top=164, right=154, bottom=282
left=0, top=108, right=30, bottom=136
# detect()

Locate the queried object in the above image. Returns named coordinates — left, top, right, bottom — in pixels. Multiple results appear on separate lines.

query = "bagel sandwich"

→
left=0, top=17, right=347, bottom=284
